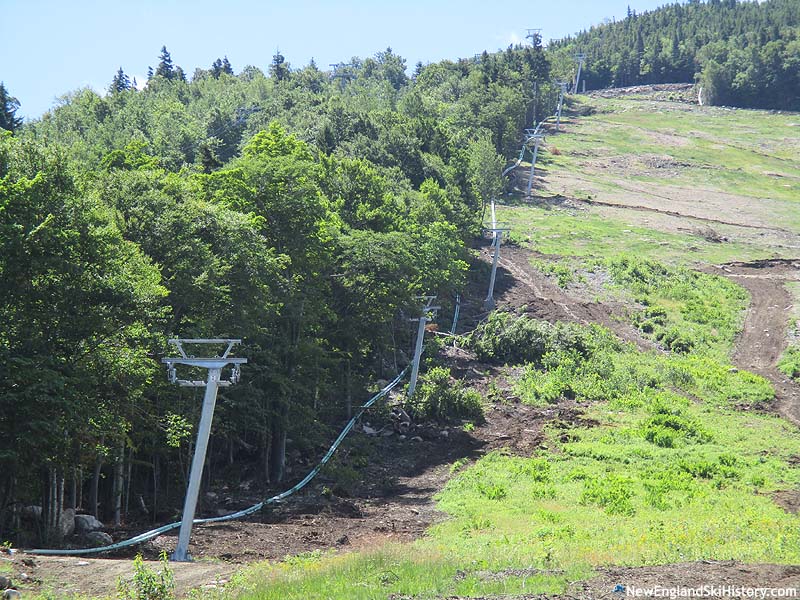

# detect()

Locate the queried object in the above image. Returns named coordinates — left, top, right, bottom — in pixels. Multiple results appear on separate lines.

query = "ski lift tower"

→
left=555, top=81, right=570, bottom=130
left=162, top=339, right=247, bottom=562
left=483, top=226, right=511, bottom=311
left=573, top=53, right=586, bottom=94
left=525, top=28, right=542, bottom=48
left=523, top=129, right=545, bottom=197
left=407, top=297, right=440, bottom=397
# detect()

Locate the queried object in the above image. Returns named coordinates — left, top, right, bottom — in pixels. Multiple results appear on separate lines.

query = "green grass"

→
left=551, top=97, right=800, bottom=210
left=605, top=255, right=749, bottom=358
left=498, top=204, right=767, bottom=266
left=507, top=95, right=800, bottom=265
left=778, top=282, right=800, bottom=382
left=529, top=257, right=585, bottom=288
left=232, top=310, right=793, bottom=600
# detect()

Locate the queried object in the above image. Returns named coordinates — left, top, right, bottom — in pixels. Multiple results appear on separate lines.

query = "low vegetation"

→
left=408, top=366, right=484, bottom=423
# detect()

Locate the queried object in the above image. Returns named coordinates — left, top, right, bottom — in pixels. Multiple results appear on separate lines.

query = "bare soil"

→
left=393, top=561, right=800, bottom=599
left=710, top=259, right=800, bottom=425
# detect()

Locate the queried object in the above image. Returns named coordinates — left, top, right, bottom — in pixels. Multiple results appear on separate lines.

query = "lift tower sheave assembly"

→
left=162, top=339, right=247, bottom=562
left=525, top=28, right=542, bottom=47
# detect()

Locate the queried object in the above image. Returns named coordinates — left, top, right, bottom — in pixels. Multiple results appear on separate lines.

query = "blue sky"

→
left=2, top=0, right=672, bottom=119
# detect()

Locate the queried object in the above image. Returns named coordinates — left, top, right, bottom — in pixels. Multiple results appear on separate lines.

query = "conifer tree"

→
left=222, top=56, right=234, bottom=75
left=109, top=67, right=131, bottom=94
left=155, top=45, right=175, bottom=80
left=211, top=58, right=223, bottom=78
left=270, top=51, right=290, bottom=81
left=0, top=83, right=22, bottom=133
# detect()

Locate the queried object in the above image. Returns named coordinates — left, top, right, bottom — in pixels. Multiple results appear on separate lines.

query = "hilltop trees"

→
left=549, top=0, right=800, bottom=109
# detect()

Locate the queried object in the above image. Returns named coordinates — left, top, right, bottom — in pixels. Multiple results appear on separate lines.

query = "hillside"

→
left=2, top=7, right=800, bottom=596
left=5, top=87, right=800, bottom=599
left=548, top=0, right=800, bottom=110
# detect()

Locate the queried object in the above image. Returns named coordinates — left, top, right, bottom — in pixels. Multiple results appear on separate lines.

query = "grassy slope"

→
left=500, top=95, right=800, bottom=266
left=226, top=98, right=800, bottom=599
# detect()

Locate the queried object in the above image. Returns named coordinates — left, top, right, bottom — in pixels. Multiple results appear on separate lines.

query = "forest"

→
left=549, top=0, right=800, bottom=109
left=0, top=42, right=552, bottom=544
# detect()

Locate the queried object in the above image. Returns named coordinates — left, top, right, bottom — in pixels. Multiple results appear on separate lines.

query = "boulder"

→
left=3, top=590, right=20, bottom=600
left=85, top=531, right=113, bottom=547
left=74, top=514, right=103, bottom=534
left=0, top=577, right=11, bottom=590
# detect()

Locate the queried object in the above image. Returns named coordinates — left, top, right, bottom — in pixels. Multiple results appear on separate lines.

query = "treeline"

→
left=549, top=0, right=800, bottom=110
left=0, top=43, right=552, bottom=544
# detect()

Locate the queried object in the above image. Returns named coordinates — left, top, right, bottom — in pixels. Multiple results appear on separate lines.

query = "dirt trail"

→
left=710, top=259, right=800, bottom=424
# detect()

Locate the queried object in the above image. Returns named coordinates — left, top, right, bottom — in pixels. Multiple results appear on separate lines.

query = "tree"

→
left=270, top=51, right=290, bottom=81
left=155, top=46, right=175, bottom=80
left=109, top=68, right=131, bottom=94
left=0, top=83, right=22, bottom=133
left=222, top=56, right=234, bottom=75
left=467, top=134, right=505, bottom=213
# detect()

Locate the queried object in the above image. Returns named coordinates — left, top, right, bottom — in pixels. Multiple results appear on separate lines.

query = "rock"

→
left=3, top=590, right=21, bottom=600
left=60, top=508, right=75, bottom=538
left=17, top=575, right=29, bottom=584
left=381, top=429, right=394, bottom=437
left=728, top=367, right=739, bottom=373
left=85, top=531, right=113, bottom=547
left=362, top=425, right=378, bottom=436
left=74, top=514, right=103, bottom=534
left=440, top=429, right=449, bottom=439
left=21, top=559, right=35, bottom=568
left=399, top=435, right=406, bottom=441
left=0, top=577, right=11, bottom=590
left=76, top=561, right=89, bottom=566
left=411, top=436, right=423, bottom=442
left=336, top=535, right=349, bottom=545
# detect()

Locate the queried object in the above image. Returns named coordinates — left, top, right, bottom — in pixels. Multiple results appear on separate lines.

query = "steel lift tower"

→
left=407, top=297, right=440, bottom=396
left=573, top=53, right=586, bottom=94
left=162, top=339, right=247, bottom=562
left=555, top=81, right=570, bottom=130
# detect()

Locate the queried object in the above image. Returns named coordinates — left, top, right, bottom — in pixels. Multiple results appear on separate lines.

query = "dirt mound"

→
left=474, top=243, right=655, bottom=351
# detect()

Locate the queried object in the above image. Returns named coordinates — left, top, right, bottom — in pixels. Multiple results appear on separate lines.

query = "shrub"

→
left=410, top=366, right=484, bottom=423
left=118, top=552, right=175, bottom=600
left=469, top=311, right=619, bottom=366
left=580, top=474, right=635, bottom=515
left=778, top=346, right=800, bottom=380
left=642, top=412, right=711, bottom=448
